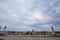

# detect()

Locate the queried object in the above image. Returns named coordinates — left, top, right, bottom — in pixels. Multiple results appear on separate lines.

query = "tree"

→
left=0, top=25, right=1, bottom=29
left=3, top=25, right=7, bottom=31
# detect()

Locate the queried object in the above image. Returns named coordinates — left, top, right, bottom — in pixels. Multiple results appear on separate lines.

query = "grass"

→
left=0, top=38, right=3, bottom=40
left=0, top=33, right=4, bottom=40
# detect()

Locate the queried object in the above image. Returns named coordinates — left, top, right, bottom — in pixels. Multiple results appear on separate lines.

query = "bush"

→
left=0, top=34, right=5, bottom=36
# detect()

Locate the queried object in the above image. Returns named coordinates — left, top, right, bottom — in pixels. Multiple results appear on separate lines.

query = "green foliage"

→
left=0, top=38, right=3, bottom=40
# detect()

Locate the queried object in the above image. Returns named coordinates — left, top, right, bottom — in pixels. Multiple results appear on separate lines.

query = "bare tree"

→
left=3, top=25, right=7, bottom=35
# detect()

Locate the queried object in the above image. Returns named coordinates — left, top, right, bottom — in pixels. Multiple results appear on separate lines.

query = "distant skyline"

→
left=0, top=0, right=60, bottom=31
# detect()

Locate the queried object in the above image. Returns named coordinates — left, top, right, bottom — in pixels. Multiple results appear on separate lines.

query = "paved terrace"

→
left=0, top=35, right=60, bottom=40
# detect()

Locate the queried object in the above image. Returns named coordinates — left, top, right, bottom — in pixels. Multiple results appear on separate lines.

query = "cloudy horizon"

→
left=0, top=0, right=60, bottom=31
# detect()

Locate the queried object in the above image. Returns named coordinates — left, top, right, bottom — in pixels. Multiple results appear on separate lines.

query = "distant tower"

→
left=32, top=29, right=36, bottom=35
left=32, top=29, right=34, bottom=32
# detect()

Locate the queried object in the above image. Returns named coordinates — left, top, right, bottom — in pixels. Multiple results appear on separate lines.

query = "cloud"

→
left=0, top=0, right=60, bottom=31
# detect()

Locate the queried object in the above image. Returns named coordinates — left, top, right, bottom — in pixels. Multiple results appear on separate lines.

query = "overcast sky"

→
left=0, top=0, right=60, bottom=31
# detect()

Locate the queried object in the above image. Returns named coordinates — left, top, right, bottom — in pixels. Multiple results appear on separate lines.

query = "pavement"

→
left=0, top=35, right=60, bottom=40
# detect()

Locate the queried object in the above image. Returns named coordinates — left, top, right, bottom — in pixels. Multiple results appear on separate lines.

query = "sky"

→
left=0, top=0, right=60, bottom=31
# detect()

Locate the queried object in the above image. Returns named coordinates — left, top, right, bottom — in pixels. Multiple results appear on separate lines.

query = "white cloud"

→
left=0, top=0, right=60, bottom=31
